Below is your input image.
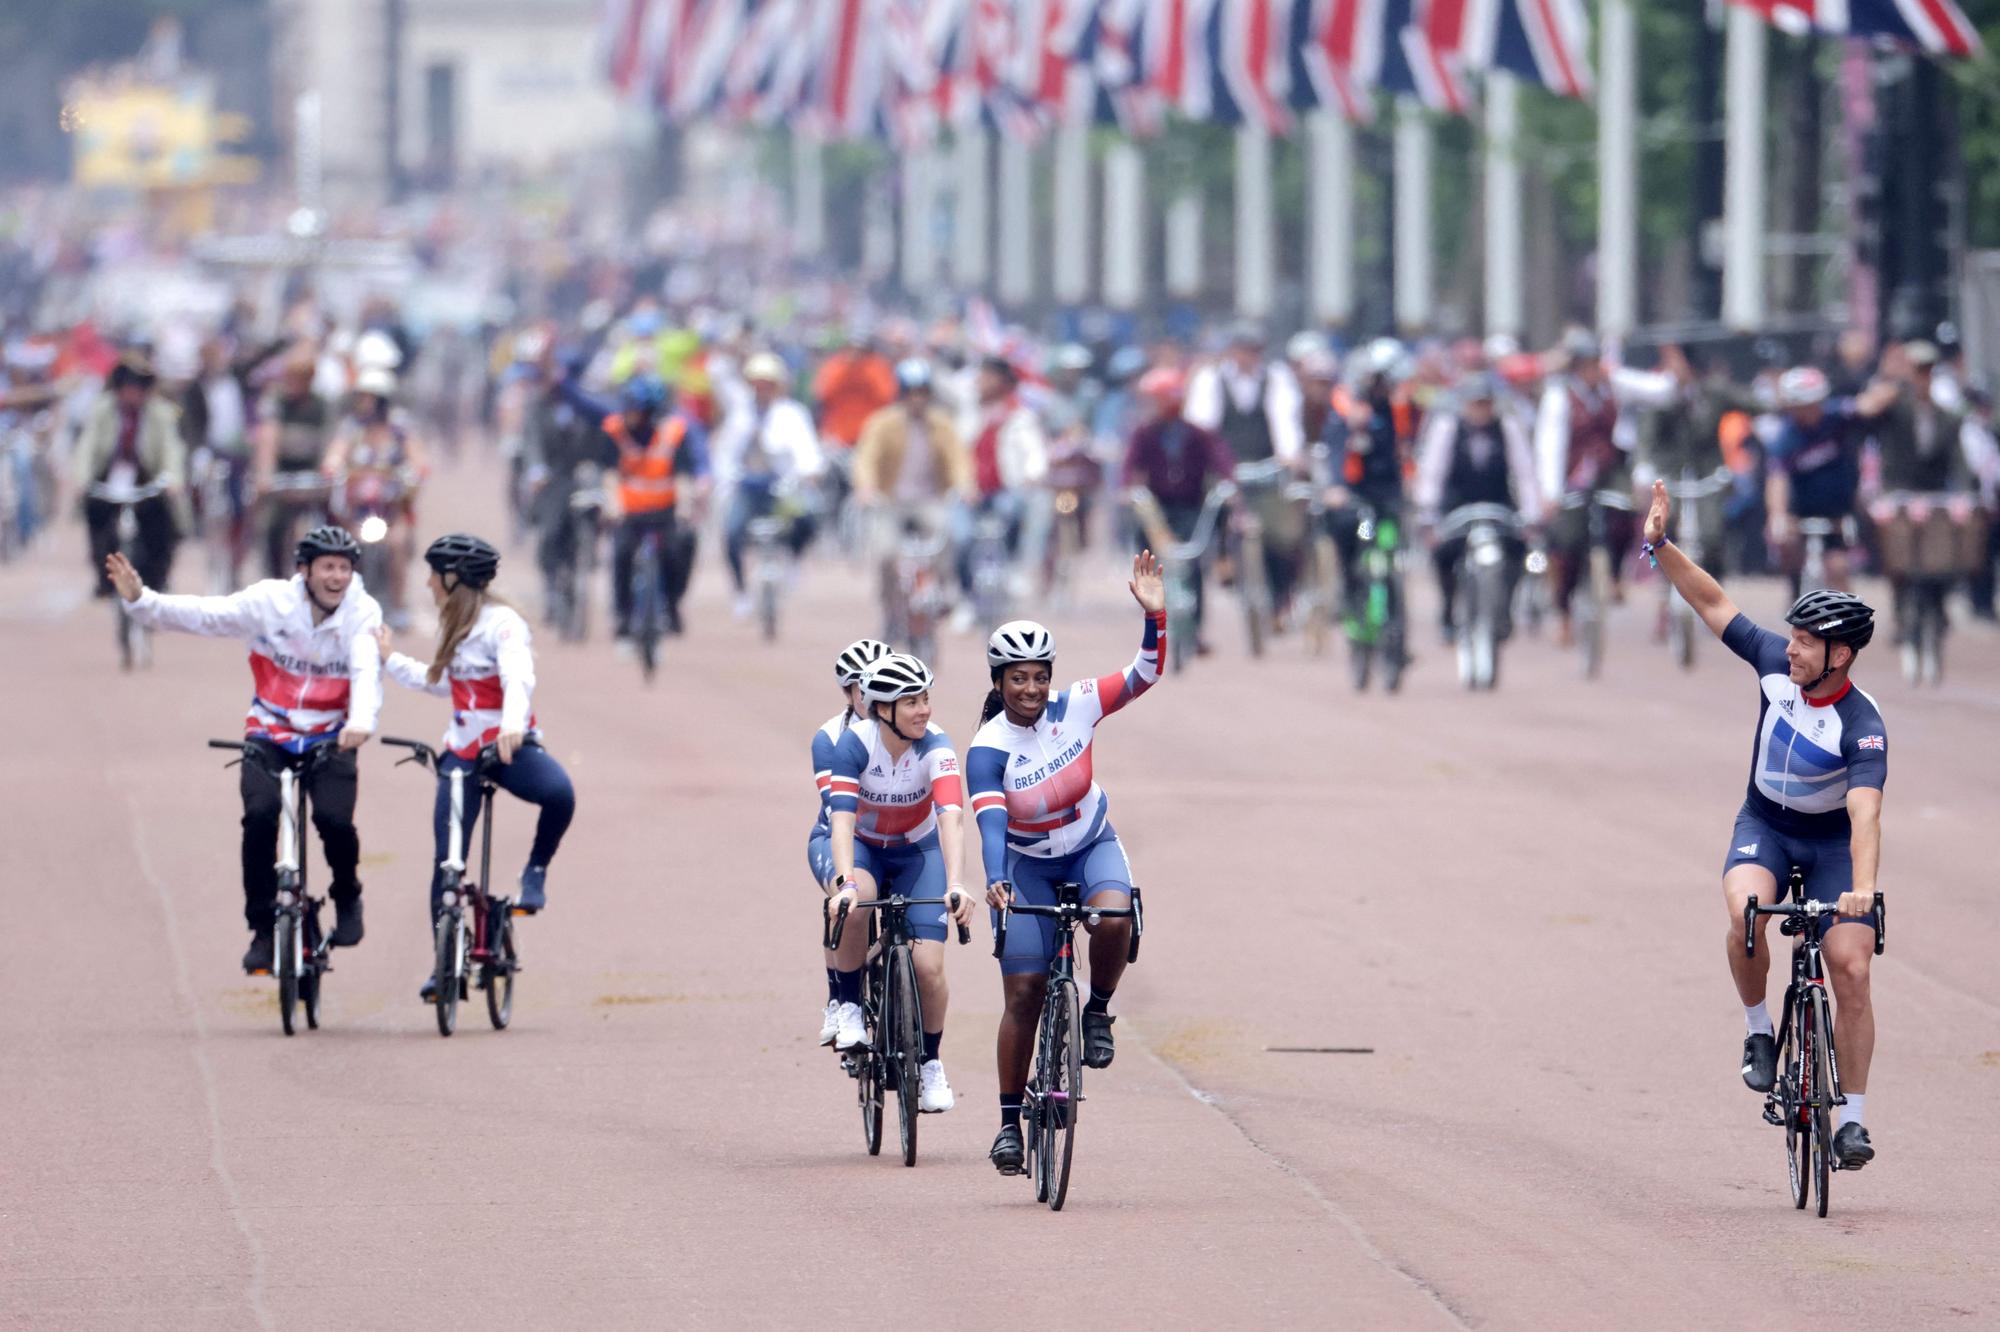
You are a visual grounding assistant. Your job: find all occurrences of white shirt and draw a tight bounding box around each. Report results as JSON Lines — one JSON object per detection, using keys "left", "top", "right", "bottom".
{"left": 1183, "top": 359, "right": 1305, "bottom": 463}
{"left": 1533, "top": 367, "right": 1679, "bottom": 503}
{"left": 711, "top": 395, "right": 823, "bottom": 488}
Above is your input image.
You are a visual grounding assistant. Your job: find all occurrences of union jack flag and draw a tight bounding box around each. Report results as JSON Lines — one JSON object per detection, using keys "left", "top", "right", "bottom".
{"left": 1728, "top": 0, "right": 1981, "bottom": 58}
{"left": 1856, "top": 734, "right": 1886, "bottom": 751}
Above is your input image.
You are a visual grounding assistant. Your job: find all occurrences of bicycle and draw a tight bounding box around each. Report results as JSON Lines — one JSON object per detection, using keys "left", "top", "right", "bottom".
{"left": 1436, "top": 502, "right": 1522, "bottom": 691}
{"left": 1559, "top": 487, "right": 1636, "bottom": 680}
{"left": 628, "top": 523, "right": 671, "bottom": 682}
{"left": 1230, "top": 458, "right": 1291, "bottom": 658}
{"left": 1793, "top": 514, "right": 1856, "bottom": 598}
{"left": 886, "top": 519, "right": 950, "bottom": 666}
{"left": 1341, "top": 500, "right": 1409, "bottom": 693}
{"left": 1660, "top": 467, "right": 1734, "bottom": 670}
{"left": 258, "top": 470, "right": 333, "bottom": 581}
{"left": 1127, "top": 482, "right": 1234, "bottom": 674}
{"left": 210, "top": 739, "right": 336, "bottom": 1037}
{"left": 824, "top": 892, "right": 971, "bottom": 1167}
{"left": 745, "top": 484, "right": 820, "bottom": 643}
{"left": 1744, "top": 874, "right": 1884, "bottom": 1218}
{"left": 382, "top": 737, "right": 524, "bottom": 1037}
{"left": 965, "top": 507, "right": 1015, "bottom": 631}
{"left": 1293, "top": 450, "right": 1340, "bottom": 659}
{"left": 1871, "top": 490, "right": 1987, "bottom": 687}
{"left": 992, "top": 880, "right": 1144, "bottom": 1211}
{"left": 88, "top": 479, "right": 170, "bottom": 671}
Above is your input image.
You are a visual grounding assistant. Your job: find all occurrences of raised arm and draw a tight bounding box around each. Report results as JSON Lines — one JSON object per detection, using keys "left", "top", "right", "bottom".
{"left": 115, "top": 564, "right": 264, "bottom": 638}
{"left": 1641, "top": 479, "right": 1740, "bottom": 639}
{"left": 1088, "top": 553, "right": 1168, "bottom": 720}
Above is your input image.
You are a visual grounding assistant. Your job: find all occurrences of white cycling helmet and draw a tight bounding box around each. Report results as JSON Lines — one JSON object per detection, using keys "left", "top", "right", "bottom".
{"left": 987, "top": 620, "right": 1055, "bottom": 670}
{"left": 1777, "top": 366, "right": 1831, "bottom": 408}
{"left": 859, "top": 653, "right": 934, "bottom": 703}
{"left": 834, "top": 638, "right": 892, "bottom": 686}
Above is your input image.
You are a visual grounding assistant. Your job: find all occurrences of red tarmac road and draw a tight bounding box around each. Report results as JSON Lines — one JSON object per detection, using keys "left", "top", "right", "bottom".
{"left": 3, "top": 460, "right": 1996, "bottom": 1329}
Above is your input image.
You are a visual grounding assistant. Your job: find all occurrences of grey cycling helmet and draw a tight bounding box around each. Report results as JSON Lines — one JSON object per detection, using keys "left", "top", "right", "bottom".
{"left": 987, "top": 620, "right": 1055, "bottom": 670}
{"left": 859, "top": 653, "right": 935, "bottom": 704}
{"left": 835, "top": 638, "right": 892, "bottom": 687}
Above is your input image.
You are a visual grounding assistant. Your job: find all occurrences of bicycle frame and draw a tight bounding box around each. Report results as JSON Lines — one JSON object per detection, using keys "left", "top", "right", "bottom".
{"left": 210, "top": 739, "right": 335, "bottom": 1031}
{"left": 992, "top": 881, "right": 1144, "bottom": 1001}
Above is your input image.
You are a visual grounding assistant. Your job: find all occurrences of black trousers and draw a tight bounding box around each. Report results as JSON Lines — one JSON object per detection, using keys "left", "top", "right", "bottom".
{"left": 239, "top": 740, "right": 361, "bottom": 931}
{"left": 85, "top": 495, "right": 177, "bottom": 595}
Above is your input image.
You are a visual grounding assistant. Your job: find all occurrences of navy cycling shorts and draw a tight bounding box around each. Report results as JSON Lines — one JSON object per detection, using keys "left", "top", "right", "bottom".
{"left": 807, "top": 828, "right": 835, "bottom": 890}
{"left": 1723, "top": 803, "right": 1876, "bottom": 931}
{"left": 847, "top": 837, "right": 950, "bottom": 943}
{"left": 995, "top": 828, "right": 1135, "bottom": 976}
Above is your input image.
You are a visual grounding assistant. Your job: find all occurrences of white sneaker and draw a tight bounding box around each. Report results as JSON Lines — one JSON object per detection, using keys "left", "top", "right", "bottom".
{"left": 918, "top": 1058, "right": 954, "bottom": 1113}
{"left": 818, "top": 999, "right": 840, "bottom": 1047}
{"left": 832, "top": 1002, "right": 868, "bottom": 1051}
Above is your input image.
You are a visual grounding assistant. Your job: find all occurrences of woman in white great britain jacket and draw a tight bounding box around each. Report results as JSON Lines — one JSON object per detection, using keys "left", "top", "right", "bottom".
{"left": 105, "top": 525, "right": 383, "bottom": 974}
{"left": 378, "top": 534, "right": 574, "bottom": 998}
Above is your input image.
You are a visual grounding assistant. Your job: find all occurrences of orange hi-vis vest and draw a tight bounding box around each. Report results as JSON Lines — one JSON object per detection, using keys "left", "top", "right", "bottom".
{"left": 604, "top": 414, "right": 685, "bottom": 514}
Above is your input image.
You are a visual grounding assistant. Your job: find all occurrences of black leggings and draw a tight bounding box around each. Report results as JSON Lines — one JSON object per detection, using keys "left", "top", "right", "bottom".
{"left": 239, "top": 741, "right": 360, "bottom": 931}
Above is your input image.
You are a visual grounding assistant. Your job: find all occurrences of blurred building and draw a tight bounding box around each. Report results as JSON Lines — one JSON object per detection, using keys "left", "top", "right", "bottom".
{"left": 271, "top": 0, "right": 618, "bottom": 204}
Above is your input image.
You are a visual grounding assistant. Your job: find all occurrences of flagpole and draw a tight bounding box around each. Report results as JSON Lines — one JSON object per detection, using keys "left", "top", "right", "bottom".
{"left": 952, "top": 128, "right": 990, "bottom": 290}
{"left": 1721, "top": 4, "right": 1767, "bottom": 330}
{"left": 1165, "top": 192, "right": 1203, "bottom": 303}
{"left": 901, "top": 146, "right": 940, "bottom": 297}
{"left": 1393, "top": 99, "right": 1434, "bottom": 335}
{"left": 791, "top": 130, "right": 825, "bottom": 259}
{"left": 1597, "top": 0, "right": 1639, "bottom": 337}
{"left": 1052, "top": 122, "right": 1093, "bottom": 306}
{"left": 1102, "top": 139, "right": 1147, "bottom": 310}
{"left": 996, "top": 134, "right": 1035, "bottom": 308}
{"left": 1306, "top": 110, "right": 1355, "bottom": 328}
{"left": 1483, "top": 75, "right": 1523, "bottom": 339}
{"left": 1235, "top": 125, "right": 1276, "bottom": 321}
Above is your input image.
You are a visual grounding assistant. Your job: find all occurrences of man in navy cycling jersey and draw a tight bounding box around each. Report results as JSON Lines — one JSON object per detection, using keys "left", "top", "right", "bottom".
{"left": 1642, "top": 478, "right": 1886, "bottom": 1170}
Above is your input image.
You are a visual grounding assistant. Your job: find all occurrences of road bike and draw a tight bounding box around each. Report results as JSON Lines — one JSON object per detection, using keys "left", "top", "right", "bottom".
{"left": 210, "top": 739, "right": 335, "bottom": 1036}
{"left": 825, "top": 892, "right": 970, "bottom": 1166}
{"left": 1744, "top": 874, "right": 1884, "bottom": 1217}
{"left": 993, "top": 881, "right": 1143, "bottom": 1211}
{"left": 1437, "top": 502, "right": 1522, "bottom": 691}
{"left": 383, "top": 737, "right": 524, "bottom": 1037}
{"left": 884, "top": 518, "right": 950, "bottom": 666}
{"left": 89, "top": 479, "right": 170, "bottom": 670}
{"left": 1660, "top": 467, "right": 1734, "bottom": 669}
{"left": 1560, "top": 487, "right": 1636, "bottom": 679}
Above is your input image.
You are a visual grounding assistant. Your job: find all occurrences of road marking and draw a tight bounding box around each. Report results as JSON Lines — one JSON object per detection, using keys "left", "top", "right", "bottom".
{"left": 129, "top": 797, "right": 274, "bottom": 1332}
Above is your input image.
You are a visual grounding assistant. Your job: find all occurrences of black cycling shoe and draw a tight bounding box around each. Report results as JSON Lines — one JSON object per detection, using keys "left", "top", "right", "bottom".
{"left": 989, "top": 1124, "right": 1025, "bottom": 1176}
{"left": 1832, "top": 1122, "right": 1874, "bottom": 1169}
{"left": 1741, "top": 1033, "right": 1777, "bottom": 1092}
{"left": 329, "top": 897, "right": 364, "bottom": 947}
{"left": 420, "top": 974, "right": 438, "bottom": 1003}
{"left": 1083, "top": 1009, "right": 1117, "bottom": 1069}
{"left": 242, "top": 931, "right": 275, "bottom": 974}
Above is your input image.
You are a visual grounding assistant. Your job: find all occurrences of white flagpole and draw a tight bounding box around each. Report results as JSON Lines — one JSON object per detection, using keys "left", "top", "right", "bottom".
{"left": 1597, "top": 0, "right": 1639, "bottom": 337}
{"left": 1722, "top": 4, "right": 1767, "bottom": 330}
{"left": 1234, "top": 124, "right": 1276, "bottom": 320}
{"left": 1052, "top": 122, "right": 1093, "bottom": 304}
{"left": 1102, "top": 139, "right": 1147, "bottom": 310}
{"left": 1484, "top": 75, "right": 1523, "bottom": 338}
{"left": 1307, "top": 110, "right": 1355, "bottom": 327}
{"left": 952, "top": 128, "right": 989, "bottom": 288}
{"left": 900, "top": 146, "right": 940, "bottom": 295}
{"left": 1165, "top": 192, "right": 1203, "bottom": 300}
{"left": 791, "top": 130, "right": 825, "bottom": 258}
{"left": 997, "top": 134, "right": 1035, "bottom": 307}
{"left": 1393, "top": 99, "right": 1434, "bottom": 334}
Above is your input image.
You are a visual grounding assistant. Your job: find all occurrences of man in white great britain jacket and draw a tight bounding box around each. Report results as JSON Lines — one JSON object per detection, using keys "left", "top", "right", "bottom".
{"left": 106, "top": 525, "right": 383, "bottom": 974}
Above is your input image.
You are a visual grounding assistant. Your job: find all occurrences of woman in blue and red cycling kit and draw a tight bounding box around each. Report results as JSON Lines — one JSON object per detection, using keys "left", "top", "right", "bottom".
{"left": 824, "top": 652, "right": 975, "bottom": 1115}
{"left": 808, "top": 636, "right": 891, "bottom": 1046}
{"left": 967, "top": 552, "right": 1166, "bottom": 1175}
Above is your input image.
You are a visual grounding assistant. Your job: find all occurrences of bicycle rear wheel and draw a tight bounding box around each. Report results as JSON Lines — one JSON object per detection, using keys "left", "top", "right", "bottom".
{"left": 1039, "top": 978, "right": 1083, "bottom": 1211}
{"left": 484, "top": 910, "right": 516, "bottom": 1030}
{"left": 433, "top": 913, "right": 460, "bottom": 1037}
{"left": 275, "top": 911, "right": 299, "bottom": 1037}
{"left": 888, "top": 947, "right": 922, "bottom": 1167}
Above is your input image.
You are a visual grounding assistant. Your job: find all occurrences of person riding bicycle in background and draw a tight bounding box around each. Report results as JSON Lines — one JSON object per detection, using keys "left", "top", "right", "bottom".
{"left": 958, "top": 354, "right": 1049, "bottom": 631}
{"left": 853, "top": 359, "right": 974, "bottom": 634}
{"left": 1120, "top": 366, "right": 1236, "bottom": 656}
{"left": 1414, "top": 371, "right": 1540, "bottom": 644}
{"left": 1533, "top": 330, "right": 1682, "bottom": 647}
{"left": 823, "top": 653, "right": 974, "bottom": 1116}
{"left": 519, "top": 339, "right": 601, "bottom": 605}
{"left": 380, "top": 534, "right": 575, "bottom": 1000}
{"left": 322, "top": 367, "right": 429, "bottom": 627}
{"left": 1187, "top": 321, "right": 1308, "bottom": 624}
{"left": 1641, "top": 479, "right": 1886, "bottom": 1171}
{"left": 104, "top": 525, "right": 381, "bottom": 974}
{"left": 966, "top": 554, "right": 1167, "bottom": 1177}
{"left": 808, "top": 637, "right": 893, "bottom": 1045}
{"left": 252, "top": 345, "right": 336, "bottom": 580}
{"left": 179, "top": 333, "right": 286, "bottom": 588}
{"left": 1324, "top": 338, "right": 1414, "bottom": 624}
{"left": 811, "top": 329, "right": 898, "bottom": 456}
{"left": 714, "top": 351, "right": 825, "bottom": 619}
{"left": 1763, "top": 365, "right": 1897, "bottom": 595}
{"left": 78, "top": 351, "right": 187, "bottom": 598}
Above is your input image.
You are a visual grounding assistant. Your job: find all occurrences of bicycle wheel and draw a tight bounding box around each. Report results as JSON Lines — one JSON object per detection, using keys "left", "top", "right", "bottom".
{"left": 1040, "top": 978, "right": 1083, "bottom": 1211}
{"left": 484, "top": 911, "right": 516, "bottom": 1030}
{"left": 859, "top": 975, "right": 884, "bottom": 1156}
{"left": 275, "top": 911, "right": 299, "bottom": 1037}
{"left": 632, "top": 550, "right": 662, "bottom": 681}
{"left": 1347, "top": 638, "right": 1372, "bottom": 692}
{"left": 1783, "top": 1019, "right": 1808, "bottom": 1210}
{"left": 888, "top": 946, "right": 922, "bottom": 1167}
{"left": 1918, "top": 595, "right": 1944, "bottom": 687}
{"left": 1240, "top": 534, "right": 1269, "bottom": 658}
{"left": 759, "top": 576, "right": 779, "bottom": 642}
{"left": 1669, "top": 604, "right": 1695, "bottom": 670}
{"left": 301, "top": 909, "right": 323, "bottom": 1031}
{"left": 1812, "top": 996, "right": 1834, "bottom": 1217}
{"left": 433, "top": 913, "right": 460, "bottom": 1037}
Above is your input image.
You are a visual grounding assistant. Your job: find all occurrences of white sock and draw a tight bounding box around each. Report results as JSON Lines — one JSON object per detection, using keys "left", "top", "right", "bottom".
{"left": 1839, "top": 1092, "right": 1866, "bottom": 1128}
{"left": 1744, "top": 1002, "right": 1774, "bottom": 1037}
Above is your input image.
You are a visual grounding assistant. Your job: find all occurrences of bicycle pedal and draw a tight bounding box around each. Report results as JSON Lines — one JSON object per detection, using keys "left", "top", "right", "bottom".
{"left": 1762, "top": 1102, "right": 1785, "bottom": 1127}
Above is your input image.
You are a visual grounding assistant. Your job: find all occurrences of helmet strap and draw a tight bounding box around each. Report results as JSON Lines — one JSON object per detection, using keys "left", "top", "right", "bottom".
{"left": 1804, "top": 638, "right": 1840, "bottom": 694}
{"left": 872, "top": 699, "right": 921, "bottom": 745}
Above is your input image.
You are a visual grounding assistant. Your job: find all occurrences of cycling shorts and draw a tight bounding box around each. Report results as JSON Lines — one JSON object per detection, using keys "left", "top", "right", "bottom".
{"left": 995, "top": 827, "right": 1134, "bottom": 976}
{"left": 1724, "top": 803, "right": 1876, "bottom": 932}
{"left": 807, "top": 828, "right": 835, "bottom": 891}
{"left": 851, "top": 835, "right": 949, "bottom": 944}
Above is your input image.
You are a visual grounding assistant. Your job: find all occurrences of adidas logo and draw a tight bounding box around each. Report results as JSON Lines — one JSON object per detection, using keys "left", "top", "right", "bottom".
{"left": 1737, "top": 843, "right": 1758, "bottom": 857}
{"left": 869, "top": 765, "right": 885, "bottom": 776}
{"left": 1013, "top": 754, "right": 1031, "bottom": 767}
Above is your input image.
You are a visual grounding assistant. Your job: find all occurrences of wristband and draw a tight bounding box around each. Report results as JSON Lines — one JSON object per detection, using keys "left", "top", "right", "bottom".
{"left": 1641, "top": 535, "right": 1671, "bottom": 568}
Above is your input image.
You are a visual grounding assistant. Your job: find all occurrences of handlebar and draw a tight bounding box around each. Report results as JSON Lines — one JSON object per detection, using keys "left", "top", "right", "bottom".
{"left": 1663, "top": 467, "right": 1734, "bottom": 500}
{"left": 1433, "top": 503, "right": 1524, "bottom": 543}
{"left": 991, "top": 883, "right": 1144, "bottom": 964}
{"left": 1742, "top": 892, "right": 1884, "bottom": 958}
{"left": 207, "top": 737, "right": 339, "bottom": 774}
{"left": 823, "top": 892, "right": 972, "bottom": 949}
{"left": 1558, "top": 488, "right": 1637, "bottom": 512}
{"left": 86, "top": 480, "right": 170, "bottom": 503}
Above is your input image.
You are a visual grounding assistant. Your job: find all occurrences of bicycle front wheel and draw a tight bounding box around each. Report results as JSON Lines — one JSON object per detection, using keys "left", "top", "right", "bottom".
{"left": 275, "top": 911, "right": 299, "bottom": 1037}
{"left": 1038, "top": 978, "right": 1083, "bottom": 1211}
{"left": 1812, "top": 995, "right": 1834, "bottom": 1217}
{"left": 433, "top": 913, "right": 460, "bottom": 1037}
{"left": 484, "top": 911, "right": 516, "bottom": 1030}
{"left": 1783, "top": 1017, "right": 1808, "bottom": 1209}
{"left": 888, "top": 946, "right": 922, "bottom": 1167}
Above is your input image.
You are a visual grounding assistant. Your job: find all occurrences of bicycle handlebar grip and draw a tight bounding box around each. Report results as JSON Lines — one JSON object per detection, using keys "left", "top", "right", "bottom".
{"left": 1127, "top": 887, "right": 1144, "bottom": 964}
{"left": 825, "top": 899, "right": 849, "bottom": 950}
{"left": 207, "top": 739, "right": 245, "bottom": 750}
{"left": 1743, "top": 896, "right": 1758, "bottom": 958}
{"left": 1873, "top": 892, "right": 1885, "bottom": 956}
{"left": 991, "top": 886, "right": 1011, "bottom": 960}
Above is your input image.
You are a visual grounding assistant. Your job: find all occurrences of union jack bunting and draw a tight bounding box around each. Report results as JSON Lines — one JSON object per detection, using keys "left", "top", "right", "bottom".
{"left": 1728, "top": 0, "right": 1981, "bottom": 58}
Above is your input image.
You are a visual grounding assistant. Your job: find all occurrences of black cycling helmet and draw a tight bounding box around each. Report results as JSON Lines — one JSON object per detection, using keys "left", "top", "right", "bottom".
{"left": 1785, "top": 588, "right": 1875, "bottom": 652}
{"left": 295, "top": 525, "right": 361, "bottom": 567}
{"left": 424, "top": 533, "right": 500, "bottom": 589}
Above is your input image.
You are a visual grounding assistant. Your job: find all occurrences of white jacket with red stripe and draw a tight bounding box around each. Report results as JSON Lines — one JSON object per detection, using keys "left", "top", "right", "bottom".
{"left": 382, "top": 603, "right": 537, "bottom": 758}
{"left": 127, "top": 575, "right": 384, "bottom": 751}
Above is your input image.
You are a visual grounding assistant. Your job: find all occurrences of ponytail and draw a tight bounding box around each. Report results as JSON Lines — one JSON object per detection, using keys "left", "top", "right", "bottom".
{"left": 978, "top": 686, "right": 1005, "bottom": 728}
{"left": 840, "top": 703, "right": 855, "bottom": 731}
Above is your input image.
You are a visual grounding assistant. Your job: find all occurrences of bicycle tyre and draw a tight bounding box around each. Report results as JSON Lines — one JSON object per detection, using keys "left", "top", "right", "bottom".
{"left": 1240, "top": 534, "right": 1269, "bottom": 659}
{"left": 301, "top": 909, "right": 322, "bottom": 1031}
{"left": 1583, "top": 552, "right": 1610, "bottom": 679}
{"left": 1812, "top": 996, "right": 1833, "bottom": 1217}
{"left": 1347, "top": 638, "right": 1372, "bottom": 692}
{"left": 633, "top": 550, "right": 662, "bottom": 681}
{"left": 888, "top": 947, "right": 922, "bottom": 1167}
{"left": 1042, "top": 979, "right": 1083, "bottom": 1211}
{"left": 433, "top": 913, "right": 460, "bottom": 1037}
{"left": 860, "top": 974, "right": 884, "bottom": 1156}
{"left": 759, "top": 577, "right": 779, "bottom": 643}
{"left": 1784, "top": 1016, "right": 1808, "bottom": 1210}
{"left": 485, "top": 911, "right": 516, "bottom": 1030}
{"left": 275, "top": 911, "right": 299, "bottom": 1037}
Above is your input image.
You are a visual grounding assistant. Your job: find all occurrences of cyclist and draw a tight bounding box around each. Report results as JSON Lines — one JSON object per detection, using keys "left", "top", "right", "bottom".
{"left": 958, "top": 355, "right": 1049, "bottom": 629}
{"left": 1413, "top": 371, "right": 1540, "bottom": 643}
{"left": 379, "top": 534, "right": 575, "bottom": 1000}
{"left": 714, "top": 351, "right": 824, "bottom": 618}
{"left": 77, "top": 352, "right": 188, "bottom": 598}
{"left": 1762, "top": 366, "right": 1896, "bottom": 595}
{"left": 824, "top": 653, "right": 973, "bottom": 1114}
{"left": 322, "top": 367, "right": 428, "bottom": 626}
{"left": 1641, "top": 479, "right": 1885, "bottom": 1170}
{"left": 966, "top": 553, "right": 1167, "bottom": 1176}
{"left": 1325, "top": 339, "right": 1414, "bottom": 624}
{"left": 809, "top": 637, "right": 893, "bottom": 1044}
{"left": 1120, "top": 367, "right": 1236, "bottom": 655}
{"left": 853, "top": 359, "right": 974, "bottom": 637}
{"left": 104, "top": 526, "right": 382, "bottom": 972}
{"left": 252, "top": 347, "right": 336, "bottom": 580}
